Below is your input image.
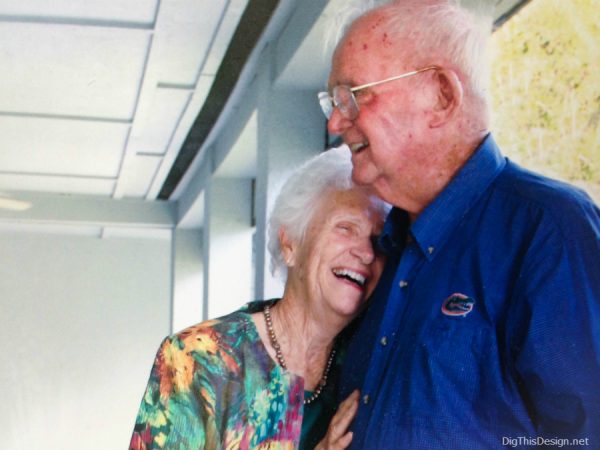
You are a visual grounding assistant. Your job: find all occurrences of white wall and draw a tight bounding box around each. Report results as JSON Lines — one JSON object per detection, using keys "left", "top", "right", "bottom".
{"left": 254, "top": 84, "right": 324, "bottom": 300}
{"left": 172, "top": 229, "right": 204, "bottom": 331}
{"left": 204, "top": 178, "right": 255, "bottom": 319}
{"left": 0, "top": 230, "right": 171, "bottom": 450}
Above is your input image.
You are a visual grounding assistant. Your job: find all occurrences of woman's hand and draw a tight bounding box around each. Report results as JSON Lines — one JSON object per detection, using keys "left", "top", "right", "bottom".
{"left": 315, "top": 390, "right": 360, "bottom": 450}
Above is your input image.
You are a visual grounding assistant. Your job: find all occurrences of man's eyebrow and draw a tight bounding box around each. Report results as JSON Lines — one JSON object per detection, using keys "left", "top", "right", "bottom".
{"left": 328, "top": 75, "right": 356, "bottom": 89}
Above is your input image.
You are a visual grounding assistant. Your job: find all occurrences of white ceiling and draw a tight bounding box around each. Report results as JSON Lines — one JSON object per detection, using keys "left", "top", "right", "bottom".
{"left": 0, "top": 0, "right": 247, "bottom": 201}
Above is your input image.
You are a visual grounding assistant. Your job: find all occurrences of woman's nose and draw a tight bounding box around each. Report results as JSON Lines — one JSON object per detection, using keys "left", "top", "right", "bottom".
{"left": 351, "top": 237, "right": 375, "bottom": 265}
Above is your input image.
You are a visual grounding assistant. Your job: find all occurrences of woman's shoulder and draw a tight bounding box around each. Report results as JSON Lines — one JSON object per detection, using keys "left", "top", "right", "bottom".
{"left": 170, "top": 308, "right": 247, "bottom": 348}
{"left": 165, "top": 300, "right": 276, "bottom": 354}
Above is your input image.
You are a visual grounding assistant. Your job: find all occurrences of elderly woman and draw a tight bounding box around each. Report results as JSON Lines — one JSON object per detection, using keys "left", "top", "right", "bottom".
{"left": 129, "top": 146, "right": 387, "bottom": 450}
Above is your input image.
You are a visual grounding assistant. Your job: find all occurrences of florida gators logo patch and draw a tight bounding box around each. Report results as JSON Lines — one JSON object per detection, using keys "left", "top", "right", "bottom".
{"left": 441, "top": 293, "right": 475, "bottom": 317}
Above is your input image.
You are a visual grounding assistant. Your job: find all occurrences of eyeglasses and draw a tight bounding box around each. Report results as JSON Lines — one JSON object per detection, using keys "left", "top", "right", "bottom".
{"left": 318, "top": 66, "right": 439, "bottom": 120}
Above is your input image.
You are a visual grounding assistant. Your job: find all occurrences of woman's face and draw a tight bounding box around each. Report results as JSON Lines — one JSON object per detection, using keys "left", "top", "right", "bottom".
{"left": 284, "top": 188, "right": 386, "bottom": 321}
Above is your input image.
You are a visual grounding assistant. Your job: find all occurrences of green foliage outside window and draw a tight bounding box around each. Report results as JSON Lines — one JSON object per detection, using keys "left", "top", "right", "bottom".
{"left": 490, "top": 0, "right": 599, "bottom": 202}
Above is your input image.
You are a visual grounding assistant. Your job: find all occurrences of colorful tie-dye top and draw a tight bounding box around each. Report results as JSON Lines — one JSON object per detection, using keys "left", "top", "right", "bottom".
{"left": 129, "top": 301, "right": 336, "bottom": 450}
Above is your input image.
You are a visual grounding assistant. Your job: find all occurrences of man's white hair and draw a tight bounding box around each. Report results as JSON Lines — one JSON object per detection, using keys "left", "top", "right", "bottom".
{"left": 267, "top": 145, "right": 387, "bottom": 279}
{"left": 331, "top": 0, "right": 493, "bottom": 101}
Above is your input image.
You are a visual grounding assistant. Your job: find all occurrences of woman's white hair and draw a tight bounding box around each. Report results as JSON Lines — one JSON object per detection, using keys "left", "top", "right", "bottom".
{"left": 267, "top": 145, "right": 385, "bottom": 278}
{"left": 330, "top": 0, "right": 494, "bottom": 101}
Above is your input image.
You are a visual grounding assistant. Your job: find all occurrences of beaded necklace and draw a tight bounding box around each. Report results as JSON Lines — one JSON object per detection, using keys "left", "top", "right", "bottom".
{"left": 263, "top": 303, "right": 336, "bottom": 405}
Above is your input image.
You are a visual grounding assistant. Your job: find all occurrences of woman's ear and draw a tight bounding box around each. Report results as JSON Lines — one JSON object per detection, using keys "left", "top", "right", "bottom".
{"left": 429, "top": 68, "right": 463, "bottom": 128}
{"left": 278, "top": 227, "right": 297, "bottom": 267}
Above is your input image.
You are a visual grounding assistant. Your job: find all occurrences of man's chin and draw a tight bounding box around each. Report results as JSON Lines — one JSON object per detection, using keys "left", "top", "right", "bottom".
{"left": 352, "top": 171, "right": 391, "bottom": 203}
{"left": 351, "top": 167, "right": 378, "bottom": 188}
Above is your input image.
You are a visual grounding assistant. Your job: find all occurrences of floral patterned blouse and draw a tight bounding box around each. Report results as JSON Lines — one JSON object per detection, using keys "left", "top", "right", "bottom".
{"left": 129, "top": 301, "right": 336, "bottom": 450}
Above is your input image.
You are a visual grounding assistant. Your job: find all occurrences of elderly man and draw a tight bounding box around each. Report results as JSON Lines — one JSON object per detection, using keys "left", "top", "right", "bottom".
{"left": 317, "top": 1, "right": 600, "bottom": 449}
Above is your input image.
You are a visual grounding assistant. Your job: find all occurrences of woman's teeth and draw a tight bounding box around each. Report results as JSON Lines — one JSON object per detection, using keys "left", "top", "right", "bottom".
{"left": 332, "top": 268, "right": 366, "bottom": 287}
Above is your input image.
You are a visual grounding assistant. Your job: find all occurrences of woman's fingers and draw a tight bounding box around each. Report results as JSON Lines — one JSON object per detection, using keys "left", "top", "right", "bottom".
{"left": 338, "top": 431, "right": 353, "bottom": 448}
{"left": 315, "top": 390, "right": 360, "bottom": 449}
{"left": 329, "top": 390, "right": 359, "bottom": 437}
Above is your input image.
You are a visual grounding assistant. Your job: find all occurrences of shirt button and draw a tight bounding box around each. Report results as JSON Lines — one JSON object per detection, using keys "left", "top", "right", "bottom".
{"left": 380, "top": 336, "right": 388, "bottom": 346}
{"left": 363, "top": 394, "right": 370, "bottom": 404}
{"left": 428, "top": 246, "right": 435, "bottom": 254}
{"left": 399, "top": 280, "right": 408, "bottom": 288}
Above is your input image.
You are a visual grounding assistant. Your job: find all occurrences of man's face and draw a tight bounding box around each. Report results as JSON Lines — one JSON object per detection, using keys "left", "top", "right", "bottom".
{"left": 327, "top": 14, "right": 440, "bottom": 213}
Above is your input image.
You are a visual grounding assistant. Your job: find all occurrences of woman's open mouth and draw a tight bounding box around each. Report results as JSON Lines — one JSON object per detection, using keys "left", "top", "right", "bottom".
{"left": 332, "top": 268, "right": 367, "bottom": 289}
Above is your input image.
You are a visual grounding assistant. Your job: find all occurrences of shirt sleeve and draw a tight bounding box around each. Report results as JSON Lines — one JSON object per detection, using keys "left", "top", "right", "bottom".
{"left": 129, "top": 336, "right": 209, "bottom": 450}
{"left": 509, "top": 208, "right": 600, "bottom": 442}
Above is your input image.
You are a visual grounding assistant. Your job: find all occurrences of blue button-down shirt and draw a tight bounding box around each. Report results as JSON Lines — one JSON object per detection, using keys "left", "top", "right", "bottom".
{"left": 340, "top": 134, "right": 600, "bottom": 449}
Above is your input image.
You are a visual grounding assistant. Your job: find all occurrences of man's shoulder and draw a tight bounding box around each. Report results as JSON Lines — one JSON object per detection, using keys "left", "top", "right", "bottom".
{"left": 491, "top": 160, "right": 599, "bottom": 238}
{"left": 496, "top": 160, "right": 592, "bottom": 205}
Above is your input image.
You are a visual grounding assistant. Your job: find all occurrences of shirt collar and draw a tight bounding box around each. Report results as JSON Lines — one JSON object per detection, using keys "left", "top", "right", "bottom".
{"left": 380, "top": 133, "right": 506, "bottom": 259}
{"left": 379, "top": 207, "right": 410, "bottom": 254}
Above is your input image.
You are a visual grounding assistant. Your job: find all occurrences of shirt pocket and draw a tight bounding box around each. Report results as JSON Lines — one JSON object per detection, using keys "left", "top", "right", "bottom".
{"left": 417, "top": 313, "right": 496, "bottom": 403}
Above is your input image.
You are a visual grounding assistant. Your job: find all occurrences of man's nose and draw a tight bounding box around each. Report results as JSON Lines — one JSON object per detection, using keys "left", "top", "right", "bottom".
{"left": 327, "top": 107, "right": 353, "bottom": 136}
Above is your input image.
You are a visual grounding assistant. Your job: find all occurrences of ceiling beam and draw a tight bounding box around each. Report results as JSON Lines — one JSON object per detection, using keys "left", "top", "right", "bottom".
{"left": 0, "top": 192, "right": 175, "bottom": 228}
{"left": 157, "top": 0, "right": 280, "bottom": 200}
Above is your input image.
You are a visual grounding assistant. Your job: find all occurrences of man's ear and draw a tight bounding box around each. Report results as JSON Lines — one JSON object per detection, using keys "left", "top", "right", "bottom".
{"left": 429, "top": 68, "right": 463, "bottom": 128}
{"left": 278, "top": 227, "right": 297, "bottom": 267}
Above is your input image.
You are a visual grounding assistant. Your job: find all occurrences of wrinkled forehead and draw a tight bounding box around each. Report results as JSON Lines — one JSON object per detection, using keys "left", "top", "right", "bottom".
{"left": 335, "top": 10, "right": 390, "bottom": 56}
{"left": 323, "top": 188, "right": 387, "bottom": 222}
